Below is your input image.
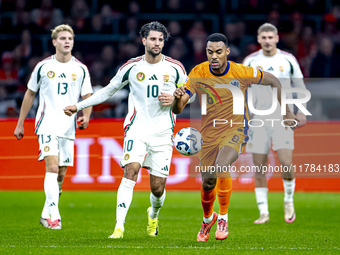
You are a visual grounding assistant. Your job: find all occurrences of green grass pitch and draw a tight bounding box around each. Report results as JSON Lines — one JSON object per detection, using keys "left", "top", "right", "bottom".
{"left": 0, "top": 191, "right": 339, "bottom": 254}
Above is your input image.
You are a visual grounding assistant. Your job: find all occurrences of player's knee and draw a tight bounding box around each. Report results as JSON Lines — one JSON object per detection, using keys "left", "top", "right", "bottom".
{"left": 123, "top": 163, "right": 140, "bottom": 180}
{"left": 57, "top": 175, "right": 65, "bottom": 182}
{"left": 151, "top": 187, "right": 164, "bottom": 198}
{"left": 255, "top": 170, "right": 266, "bottom": 179}
{"left": 202, "top": 178, "right": 216, "bottom": 191}
{"left": 47, "top": 164, "right": 59, "bottom": 173}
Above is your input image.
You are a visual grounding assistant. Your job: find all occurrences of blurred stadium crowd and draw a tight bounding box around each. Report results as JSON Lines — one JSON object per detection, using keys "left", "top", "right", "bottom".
{"left": 1, "top": 0, "right": 340, "bottom": 118}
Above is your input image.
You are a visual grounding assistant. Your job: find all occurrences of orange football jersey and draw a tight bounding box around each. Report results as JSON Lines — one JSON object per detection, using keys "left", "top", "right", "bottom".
{"left": 185, "top": 61, "right": 263, "bottom": 143}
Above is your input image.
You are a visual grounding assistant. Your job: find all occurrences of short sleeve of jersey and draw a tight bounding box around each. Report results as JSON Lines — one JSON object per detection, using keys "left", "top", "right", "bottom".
{"left": 80, "top": 65, "right": 93, "bottom": 96}
{"left": 238, "top": 65, "right": 263, "bottom": 86}
{"left": 184, "top": 67, "right": 199, "bottom": 97}
{"left": 290, "top": 56, "right": 304, "bottom": 79}
{"left": 27, "top": 62, "right": 43, "bottom": 92}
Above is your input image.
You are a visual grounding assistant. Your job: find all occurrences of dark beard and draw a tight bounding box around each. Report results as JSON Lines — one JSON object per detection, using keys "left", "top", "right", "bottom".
{"left": 147, "top": 47, "right": 161, "bottom": 57}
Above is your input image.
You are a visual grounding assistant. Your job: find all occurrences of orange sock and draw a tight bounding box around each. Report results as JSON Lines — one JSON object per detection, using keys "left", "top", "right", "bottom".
{"left": 201, "top": 185, "right": 216, "bottom": 218}
{"left": 216, "top": 178, "right": 232, "bottom": 215}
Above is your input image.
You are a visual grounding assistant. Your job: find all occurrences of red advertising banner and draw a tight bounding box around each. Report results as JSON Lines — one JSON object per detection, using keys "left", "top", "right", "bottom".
{"left": 1, "top": 119, "right": 340, "bottom": 191}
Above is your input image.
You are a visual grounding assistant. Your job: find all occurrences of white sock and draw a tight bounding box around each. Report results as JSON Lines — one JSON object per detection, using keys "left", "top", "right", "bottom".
{"left": 41, "top": 198, "right": 50, "bottom": 219}
{"left": 218, "top": 213, "right": 228, "bottom": 222}
{"left": 58, "top": 180, "right": 63, "bottom": 195}
{"left": 203, "top": 213, "right": 214, "bottom": 224}
{"left": 44, "top": 172, "right": 60, "bottom": 221}
{"left": 255, "top": 187, "right": 269, "bottom": 215}
{"left": 115, "top": 177, "right": 136, "bottom": 231}
{"left": 149, "top": 190, "right": 166, "bottom": 219}
{"left": 283, "top": 179, "right": 295, "bottom": 203}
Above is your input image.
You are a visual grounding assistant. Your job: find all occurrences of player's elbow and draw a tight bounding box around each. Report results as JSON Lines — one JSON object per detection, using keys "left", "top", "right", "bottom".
{"left": 172, "top": 107, "right": 182, "bottom": 114}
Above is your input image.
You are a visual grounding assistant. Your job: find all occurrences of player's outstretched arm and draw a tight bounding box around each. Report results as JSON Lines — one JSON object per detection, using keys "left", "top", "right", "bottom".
{"left": 172, "top": 86, "right": 190, "bottom": 114}
{"left": 76, "top": 93, "right": 93, "bottom": 129}
{"left": 14, "top": 89, "right": 36, "bottom": 140}
{"left": 261, "top": 71, "right": 298, "bottom": 129}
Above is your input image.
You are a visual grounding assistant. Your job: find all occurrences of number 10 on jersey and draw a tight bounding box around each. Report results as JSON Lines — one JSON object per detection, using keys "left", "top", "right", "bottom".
{"left": 147, "top": 85, "right": 159, "bottom": 98}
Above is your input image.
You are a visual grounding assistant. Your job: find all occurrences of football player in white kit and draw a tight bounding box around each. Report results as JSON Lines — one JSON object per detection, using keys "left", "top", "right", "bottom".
{"left": 64, "top": 21, "right": 188, "bottom": 239}
{"left": 14, "top": 24, "right": 93, "bottom": 229}
{"left": 243, "top": 23, "right": 307, "bottom": 224}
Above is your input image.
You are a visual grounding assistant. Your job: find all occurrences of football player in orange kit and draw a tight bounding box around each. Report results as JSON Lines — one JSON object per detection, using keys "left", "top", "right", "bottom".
{"left": 172, "top": 33, "right": 297, "bottom": 242}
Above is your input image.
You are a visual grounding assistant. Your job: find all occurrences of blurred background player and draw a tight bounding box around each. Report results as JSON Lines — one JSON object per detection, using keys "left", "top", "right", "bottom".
{"left": 172, "top": 33, "right": 297, "bottom": 241}
{"left": 243, "top": 23, "right": 307, "bottom": 224}
{"left": 14, "top": 24, "right": 93, "bottom": 229}
{"left": 64, "top": 21, "right": 187, "bottom": 239}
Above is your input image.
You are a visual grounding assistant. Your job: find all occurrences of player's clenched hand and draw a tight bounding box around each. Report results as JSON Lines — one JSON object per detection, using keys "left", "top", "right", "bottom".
{"left": 158, "top": 92, "right": 174, "bottom": 105}
{"left": 283, "top": 111, "right": 299, "bottom": 130}
{"left": 173, "top": 86, "right": 186, "bottom": 99}
{"left": 64, "top": 105, "right": 77, "bottom": 116}
{"left": 14, "top": 126, "right": 24, "bottom": 140}
{"left": 77, "top": 116, "right": 89, "bottom": 130}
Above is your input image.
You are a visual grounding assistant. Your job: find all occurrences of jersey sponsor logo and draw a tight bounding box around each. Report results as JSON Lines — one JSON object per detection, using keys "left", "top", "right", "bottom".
{"left": 44, "top": 146, "right": 50, "bottom": 152}
{"left": 279, "top": 66, "right": 284, "bottom": 72}
{"left": 149, "top": 74, "right": 157, "bottom": 80}
{"left": 136, "top": 72, "right": 146, "bottom": 81}
{"left": 163, "top": 73, "right": 169, "bottom": 82}
{"left": 124, "top": 154, "right": 130, "bottom": 161}
{"left": 230, "top": 80, "right": 240, "bottom": 89}
{"left": 47, "top": 71, "right": 55, "bottom": 79}
{"left": 58, "top": 73, "right": 66, "bottom": 78}
{"left": 72, "top": 74, "right": 77, "bottom": 81}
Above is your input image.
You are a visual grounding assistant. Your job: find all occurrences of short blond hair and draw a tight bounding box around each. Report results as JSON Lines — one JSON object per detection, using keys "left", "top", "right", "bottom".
{"left": 257, "top": 23, "right": 278, "bottom": 35}
{"left": 51, "top": 24, "right": 75, "bottom": 40}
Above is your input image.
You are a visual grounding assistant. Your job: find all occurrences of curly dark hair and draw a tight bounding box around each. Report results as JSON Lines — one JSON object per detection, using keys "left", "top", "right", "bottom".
{"left": 139, "top": 21, "right": 170, "bottom": 41}
{"left": 207, "top": 33, "right": 229, "bottom": 47}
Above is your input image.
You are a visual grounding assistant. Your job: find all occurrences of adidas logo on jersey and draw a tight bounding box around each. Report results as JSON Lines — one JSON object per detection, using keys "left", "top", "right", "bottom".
{"left": 267, "top": 67, "right": 274, "bottom": 71}
{"left": 58, "top": 73, "right": 66, "bottom": 78}
{"left": 118, "top": 203, "right": 126, "bottom": 208}
{"left": 49, "top": 202, "right": 56, "bottom": 207}
{"left": 161, "top": 165, "right": 169, "bottom": 172}
{"left": 149, "top": 75, "right": 157, "bottom": 80}
{"left": 63, "top": 158, "right": 70, "bottom": 163}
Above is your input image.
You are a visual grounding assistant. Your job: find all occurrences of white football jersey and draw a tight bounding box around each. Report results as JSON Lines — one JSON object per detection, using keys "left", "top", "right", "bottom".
{"left": 76, "top": 55, "right": 187, "bottom": 136}
{"left": 28, "top": 55, "right": 93, "bottom": 139}
{"left": 243, "top": 49, "right": 306, "bottom": 120}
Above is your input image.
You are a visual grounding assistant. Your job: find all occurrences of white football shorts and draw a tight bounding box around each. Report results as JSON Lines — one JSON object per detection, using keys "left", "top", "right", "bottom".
{"left": 38, "top": 134, "right": 74, "bottom": 166}
{"left": 120, "top": 132, "right": 173, "bottom": 177}
{"left": 246, "top": 124, "right": 294, "bottom": 154}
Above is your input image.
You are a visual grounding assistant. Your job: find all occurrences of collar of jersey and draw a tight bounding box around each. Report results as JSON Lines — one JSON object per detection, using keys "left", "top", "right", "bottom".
{"left": 52, "top": 54, "right": 74, "bottom": 64}
{"left": 142, "top": 55, "right": 164, "bottom": 65}
{"left": 209, "top": 61, "right": 230, "bottom": 76}
{"left": 260, "top": 49, "right": 280, "bottom": 58}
